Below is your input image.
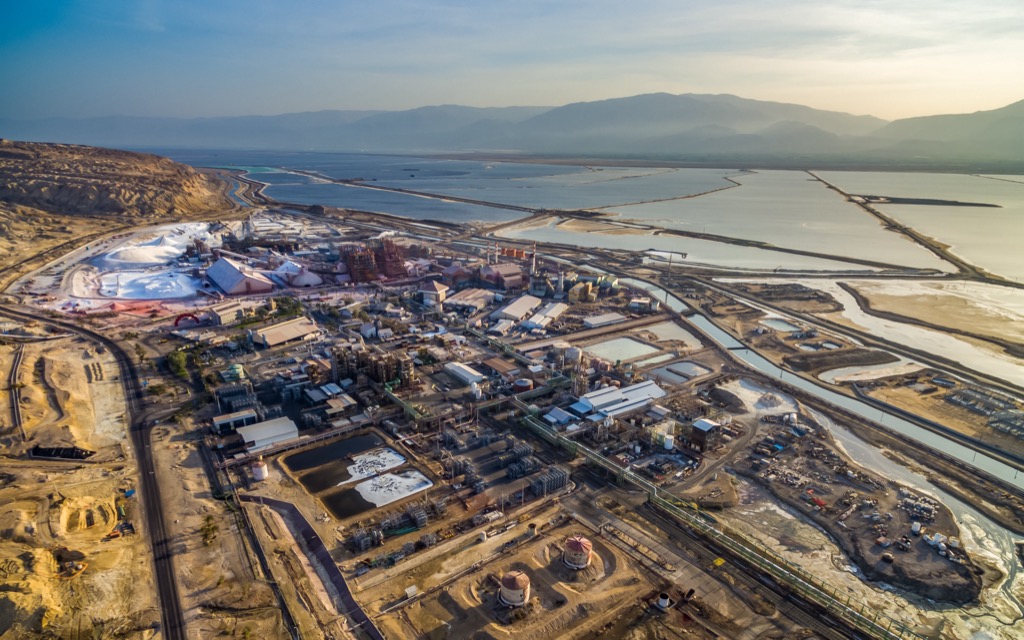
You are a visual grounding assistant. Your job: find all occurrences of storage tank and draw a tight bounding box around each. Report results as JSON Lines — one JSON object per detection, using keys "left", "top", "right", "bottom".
{"left": 562, "top": 534, "right": 593, "bottom": 569}
{"left": 513, "top": 379, "right": 534, "bottom": 393}
{"left": 664, "top": 434, "right": 675, "bottom": 451}
{"left": 550, "top": 340, "right": 571, "bottom": 356}
{"left": 499, "top": 570, "right": 531, "bottom": 607}
{"left": 911, "top": 521, "right": 922, "bottom": 535}
{"left": 564, "top": 347, "right": 583, "bottom": 364}
{"left": 252, "top": 456, "right": 269, "bottom": 482}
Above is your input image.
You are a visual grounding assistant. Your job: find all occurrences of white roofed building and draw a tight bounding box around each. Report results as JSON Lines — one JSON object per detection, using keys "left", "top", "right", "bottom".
{"left": 583, "top": 312, "right": 627, "bottom": 329}
{"left": 207, "top": 256, "right": 275, "bottom": 295}
{"left": 444, "top": 362, "right": 485, "bottom": 386}
{"left": 577, "top": 380, "right": 667, "bottom": 418}
{"left": 274, "top": 260, "right": 323, "bottom": 288}
{"left": 236, "top": 417, "right": 299, "bottom": 452}
{"left": 490, "top": 295, "right": 542, "bottom": 322}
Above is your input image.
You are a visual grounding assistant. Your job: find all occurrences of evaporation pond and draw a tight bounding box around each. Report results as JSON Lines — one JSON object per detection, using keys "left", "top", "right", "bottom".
{"left": 322, "top": 470, "right": 434, "bottom": 519}
{"left": 761, "top": 318, "right": 802, "bottom": 332}
{"left": 295, "top": 447, "right": 407, "bottom": 494}
{"left": 583, "top": 337, "right": 659, "bottom": 362}
{"left": 644, "top": 321, "right": 703, "bottom": 348}
{"left": 282, "top": 433, "right": 383, "bottom": 473}
{"left": 635, "top": 353, "right": 675, "bottom": 367}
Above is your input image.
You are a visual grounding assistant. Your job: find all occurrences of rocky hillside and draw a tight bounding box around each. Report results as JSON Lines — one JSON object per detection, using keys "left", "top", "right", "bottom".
{"left": 0, "top": 139, "right": 230, "bottom": 218}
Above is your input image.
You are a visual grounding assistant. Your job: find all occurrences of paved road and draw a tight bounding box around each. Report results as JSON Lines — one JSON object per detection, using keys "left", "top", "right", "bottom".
{"left": 0, "top": 305, "right": 187, "bottom": 640}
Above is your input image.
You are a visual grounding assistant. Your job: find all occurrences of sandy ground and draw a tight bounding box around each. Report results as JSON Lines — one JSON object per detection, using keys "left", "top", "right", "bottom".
{"left": 374, "top": 515, "right": 656, "bottom": 640}
{"left": 1, "top": 336, "right": 126, "bottom": 456}
{"left": 849, "top": 280, "right": 1024, "bottom": 345}
{"left": 149, "top": 422, "right": 286, "bottom": 640}
{"left": 556, "top": 218, "right": 650, "bottom": 235}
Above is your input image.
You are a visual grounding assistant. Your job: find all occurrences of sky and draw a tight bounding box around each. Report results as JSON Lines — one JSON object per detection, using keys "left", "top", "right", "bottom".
{"left": 2, "top": 0, "right": 1023, "bottom": 121}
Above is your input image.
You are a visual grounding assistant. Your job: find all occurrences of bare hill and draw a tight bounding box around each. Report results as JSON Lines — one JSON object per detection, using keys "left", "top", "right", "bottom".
{"left": 0, "top": 139, "right": 229, "bottom": 218}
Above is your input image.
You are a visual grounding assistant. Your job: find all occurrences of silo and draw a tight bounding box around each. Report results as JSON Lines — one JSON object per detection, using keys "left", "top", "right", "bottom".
{"left": 252, "top": 456, "right": 269, "bottom": 481}
{"left": 664, "top": 434, "right": 675, "bottom": 451}
{"left": 562, "top": 534, "right": 593, "bottom": 569}
{"left": 499, "top": 570, "right": 531, "bottom": 607}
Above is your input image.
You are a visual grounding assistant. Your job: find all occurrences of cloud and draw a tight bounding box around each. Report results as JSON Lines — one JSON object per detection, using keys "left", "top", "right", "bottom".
{"left": 1, "top": 0, "right": 1022, "bottom": 118}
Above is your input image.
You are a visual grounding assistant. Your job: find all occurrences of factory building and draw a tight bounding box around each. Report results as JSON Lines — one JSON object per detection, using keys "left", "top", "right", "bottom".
{"left": 481, "top": 263, "right": 524, "bottom": 290}
{"left": 206, "top": 301, "right": 248, "bottom": 326}
{"left": 273, "top": 260, "right": 323, "bottom": 288}
{"left": 236, "top": 417, "right": 299, "bottom": 452}
{"left": 444, "top": 287, "right": 495, "bottom": 313}
{"left": 498, "top": 570, "right": 531, "bottom": 607}
{"left": 691, "top": 418, "right": 721, "bottom": 452}
{"left": 207, "top": 256, "right": 275, "bottom": 295}
{"left": 490, "top": 295, "right": 542, "bottom": 322}
{"left": 251, "top": 317, "right": 321, "bottom": 348}
{"left": 419, "top": 280, "right": 449, "bottom": 309}
{"left": 571, "top": 380, "right": 667, "bottom": 418}
{"left": 444, "top": 362, "right": 486, "bottom": 386}
{"left": 212, "top": 409, "right": 259, "bottom": 434}
{"left": 563, "top": 535, "right": 593, "bottom": 569}
{"left": 582, "top": 312, "right": 626, "bottom": 329}
{"left": 522, "top": 302, "right": 569, "bottom": 330}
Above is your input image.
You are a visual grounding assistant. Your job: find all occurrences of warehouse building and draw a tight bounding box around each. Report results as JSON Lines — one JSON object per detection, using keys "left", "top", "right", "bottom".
{"left": 207, "top": 256, "right": 275, "bottom": 295}
{"left": 571, "top": 380, "right": 667, "bottom": 418}
{"left": 251, "top": 317, "right": 320, "bottom": 348}
{"left": 236, "top": 417, "right": 299, "bottom": 452}
{"left": 444, "top": 362, "right": 486, "bottom": 386}
{"left": 522, "top": 301, "right": 569, "bottom": 330}
{"left": 490, "top": 295, "right": 542, "bottom": 322}
{"left": 582, "top": 312, "right": 626, "bottom": 329}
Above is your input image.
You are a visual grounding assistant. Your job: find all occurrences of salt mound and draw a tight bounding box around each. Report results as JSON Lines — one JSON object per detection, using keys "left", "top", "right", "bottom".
{"left": 757, "top": 393, "right": 782, "bottom": 408}
{"left": 95, "top": 223, "right": 219, "bottom": 268}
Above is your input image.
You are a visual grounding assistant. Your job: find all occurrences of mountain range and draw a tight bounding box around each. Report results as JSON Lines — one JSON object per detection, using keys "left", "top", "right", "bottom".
{"left": 2, "top": 93, "right": 1022, "bottom": 169}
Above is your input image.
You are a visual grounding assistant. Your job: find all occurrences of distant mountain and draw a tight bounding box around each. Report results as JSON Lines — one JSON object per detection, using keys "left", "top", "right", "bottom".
{"left": 2, "top": 93, "right": 1022, "bottom": 169}
{"left": 870, "top": 100, "right": 1024, "bottom": 160}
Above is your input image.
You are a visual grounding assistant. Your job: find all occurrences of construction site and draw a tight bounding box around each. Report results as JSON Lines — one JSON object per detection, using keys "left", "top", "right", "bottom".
{"left": 0, "top": 319, "right": 157, "bottom": 637}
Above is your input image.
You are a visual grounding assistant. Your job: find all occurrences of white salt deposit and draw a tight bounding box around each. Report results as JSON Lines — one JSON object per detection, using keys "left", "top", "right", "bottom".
{"left": 98, "top": 271, "right": 201, "bottom": 299}
{"left": 94, "top": 223, "right": 219, "bottom": 269}
{"left": 340, "top": 447, "right": 406, "bottom": 486}
{"left": 725, "top": 379, "right": 798, "bottom": 416}
{"left": 354, "top": 470, "right": 433, "bottom": 508}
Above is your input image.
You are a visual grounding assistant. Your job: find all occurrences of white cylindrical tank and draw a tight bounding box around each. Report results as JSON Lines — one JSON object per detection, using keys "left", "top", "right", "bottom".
{"left": 499, "top": 570, "right": 531, "bottom": 607}
{"left": 634, "top": 445, "right": 642, "bottom": 455}
{"left": 664, "top": 434, "right": 675, "bottom": 451}
{"left": 562, "top": 535, "right": 593, "bottom": 569}
{"left": 252, "top": 457, "right": 269, "bottom": 481}
{"left": 656, "top": 593, "right": 671, "bottom": 609}
{"left": 911, "top": 521, "right": 922, "bottom": 535}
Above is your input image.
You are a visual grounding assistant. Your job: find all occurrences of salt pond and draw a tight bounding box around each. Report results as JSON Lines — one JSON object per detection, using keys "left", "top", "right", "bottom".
{"left": 607, "top": 171, "right": 952, "bottom": 270}
{"left": 817, "top": 171, "right": 1024, "bottom": 281}
{"left": 583, "top": 337, "right": 659, "bottom": 362}
{"left": 642, "top": 321, "right": 703, "bottom": 348}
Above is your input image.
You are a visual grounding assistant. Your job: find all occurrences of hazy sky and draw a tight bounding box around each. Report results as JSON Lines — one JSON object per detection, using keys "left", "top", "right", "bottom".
{"left": 3, "top": 0, "right": 1022, "bottom": 120}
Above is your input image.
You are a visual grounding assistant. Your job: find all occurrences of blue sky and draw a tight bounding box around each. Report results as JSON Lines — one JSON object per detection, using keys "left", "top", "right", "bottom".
{"left": 2, "top": 0, "right": 1022, "bottom": 120}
